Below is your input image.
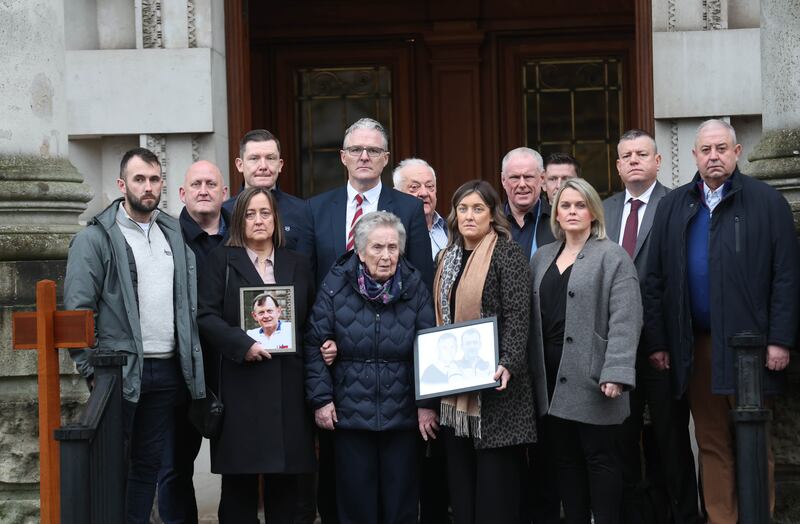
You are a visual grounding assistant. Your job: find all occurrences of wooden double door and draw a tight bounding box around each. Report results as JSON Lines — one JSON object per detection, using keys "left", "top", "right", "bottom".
{"left": 228, "top": 0, "right": 653, "bottom": 207}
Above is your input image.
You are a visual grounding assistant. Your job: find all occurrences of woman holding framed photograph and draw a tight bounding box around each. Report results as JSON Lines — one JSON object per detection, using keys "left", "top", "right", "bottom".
{"left": 433, "top": 180, "right": 537, "bottom": 524}
{"left": 529, "top": 177, "right": 641, "bottom": 524}
{"left": 197, "top": 187, "right": 316, "bottom": 523}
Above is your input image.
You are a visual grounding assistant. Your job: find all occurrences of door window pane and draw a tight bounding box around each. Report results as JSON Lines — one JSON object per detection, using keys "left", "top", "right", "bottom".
{"left": 296, "top": 67, "right": 393, "bottom": 198}
{"left": 523, "top": 58, "right": 624, "bottom": 196}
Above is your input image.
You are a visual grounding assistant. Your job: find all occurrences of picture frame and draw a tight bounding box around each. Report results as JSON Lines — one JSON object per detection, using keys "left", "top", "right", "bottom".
{"left": 239, "top": 285, "right": 296, "bottom": 354}
{"left": 414, "top": 317, "right": 500, "bottom": 400}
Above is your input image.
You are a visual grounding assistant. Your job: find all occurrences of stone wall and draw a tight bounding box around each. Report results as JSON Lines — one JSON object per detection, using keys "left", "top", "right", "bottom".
{"left": 0, "top": 261, "right": 89, "bottom": 522}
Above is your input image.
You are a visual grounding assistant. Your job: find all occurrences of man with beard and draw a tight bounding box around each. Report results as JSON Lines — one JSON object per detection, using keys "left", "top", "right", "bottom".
{"left": 65, "top": 148, "right": 206, "bottom": 524}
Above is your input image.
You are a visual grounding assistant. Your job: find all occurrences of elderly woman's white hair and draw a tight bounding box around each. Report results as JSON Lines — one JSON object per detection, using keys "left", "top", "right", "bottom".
{"left": 353, "top": 211, "right": 407, "bottom": 256}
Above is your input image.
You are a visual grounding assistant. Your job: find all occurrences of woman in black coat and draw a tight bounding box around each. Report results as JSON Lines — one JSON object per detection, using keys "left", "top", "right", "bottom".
{"left": 198, "top": 187, "right": 316, "bottom": 524}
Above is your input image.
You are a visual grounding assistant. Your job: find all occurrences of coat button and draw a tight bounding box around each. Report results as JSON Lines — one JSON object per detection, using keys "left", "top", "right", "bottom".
{"left": 559, "top": 377, "right": 567, "bottom": 383}
{"left": 199, "top": 390, "right": 204, "bottom": 395}
{"left": 568, "top": 291, "right": 575, "bottom": 297}
{"left": 566, "top": 336, "right": 573, "bottom": 343}
{"left": 577, "top": 254, "right": 584, "bottom": 259}
{"left": 194, "top": 347, "right": 200, "bottom": 352}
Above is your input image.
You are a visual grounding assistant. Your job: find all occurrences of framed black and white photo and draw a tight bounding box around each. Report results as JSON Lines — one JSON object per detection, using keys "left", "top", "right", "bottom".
{"left": 414, "top": 317, "right": 500, "bottom": 400}
{"left": 239, "top": 285, "right": 296, "bottom": 354}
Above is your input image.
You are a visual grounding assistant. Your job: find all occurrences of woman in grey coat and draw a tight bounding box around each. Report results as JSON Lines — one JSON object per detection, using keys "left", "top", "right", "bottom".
{"left": 529, "top": 178, "right": 641, "bottom": 524}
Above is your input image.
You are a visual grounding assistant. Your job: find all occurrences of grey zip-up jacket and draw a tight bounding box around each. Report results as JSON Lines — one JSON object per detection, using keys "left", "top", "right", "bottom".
{"left": 65, "top": 198, "right": 206, "bottom": 402}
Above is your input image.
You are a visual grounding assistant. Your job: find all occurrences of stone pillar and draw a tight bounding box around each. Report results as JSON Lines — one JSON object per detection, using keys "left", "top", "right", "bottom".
{"left": 0, "top": 1, "right": 92, "bottom": 259}
{"left": 748, "top": 0, "right": 800, "bottom": 226}
{"left": 0, "top": 1, "right": 92, "bottom": 520}
{"left": 747, "top": 1, "right": 800, "bottom": 521}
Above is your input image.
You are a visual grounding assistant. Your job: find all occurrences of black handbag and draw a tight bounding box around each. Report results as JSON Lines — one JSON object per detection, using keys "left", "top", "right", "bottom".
{"left": 188, "top": 262, "right": 229, "bottom": 439}
{"left": 188, "top": 385, "right": 224, "bottom": 439}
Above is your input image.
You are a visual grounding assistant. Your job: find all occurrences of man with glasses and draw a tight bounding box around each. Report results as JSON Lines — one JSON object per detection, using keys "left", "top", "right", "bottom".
{"left": 307, "top": 118, "right": 433, "bottom": 287}
{"left": 224, "top": 129, "right": 312, "bottom": 253}
{"left": 306, "top": 118, "right": 432, "bottom": 524}
{"left": 501, "top": 147, "right": 555, "bottom": 259}
{"left": 500, "top": 147, "right": 560, "bottom": 524}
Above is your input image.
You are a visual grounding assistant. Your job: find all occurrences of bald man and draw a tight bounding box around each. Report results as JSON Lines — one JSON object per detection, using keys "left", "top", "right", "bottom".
{"left": 158, "top": 160, "right": 230, "bottom": 523}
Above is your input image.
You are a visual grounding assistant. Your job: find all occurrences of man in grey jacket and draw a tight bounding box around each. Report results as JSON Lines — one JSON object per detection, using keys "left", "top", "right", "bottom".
{"left": 604, "top": 130, "right": 700, "bottom": 524}
{"left": 65, "top": 148, "right": 206, "bottom": 524}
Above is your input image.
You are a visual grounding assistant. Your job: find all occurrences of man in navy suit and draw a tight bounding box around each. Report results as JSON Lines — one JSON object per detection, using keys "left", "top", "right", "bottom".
{"left": 307, "top": 118, "right": 433, "bottom": 286}
{"left": 604, "top": 129, "right": 701, "bottom": 524}
{"left": 306, "top": 118, "right": 432, "bottom": 524}
{"left": 223, "top": 129, "right": 313, "bottom": 254}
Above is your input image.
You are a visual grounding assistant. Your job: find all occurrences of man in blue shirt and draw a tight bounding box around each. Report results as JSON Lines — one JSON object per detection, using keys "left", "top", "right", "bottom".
{"left": 501, "top": 147, "right": 559, "bottom": 524}
{"left": 393, "top": 158, "right": 448, "bottom": 260}
{"left": 500, "top": 147, "right": 555, "bottom": 260}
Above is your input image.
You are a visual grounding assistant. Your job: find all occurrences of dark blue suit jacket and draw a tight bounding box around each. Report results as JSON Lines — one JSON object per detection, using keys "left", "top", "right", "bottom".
{"left": 307, "top": 185, "right": 434, "bottom": 289}
{"left": 223, "top": 187, "right": 313, "bottom": 255}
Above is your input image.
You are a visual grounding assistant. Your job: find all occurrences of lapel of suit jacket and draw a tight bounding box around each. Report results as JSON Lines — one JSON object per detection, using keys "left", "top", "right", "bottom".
{"left": 228, "top": 247, "right": 267, "bottom": 286}
{"left": 377, "top": 184, "right": 394, "bottom": 212}
{"left": 605, "top": 192, "right": 625, "bottom": 244}
{"left": 331, "top": 186, "right": 349, "bottom": 256}
{"left": 273, "top": 248, "right": 295, "bottom": 286}
{"left": 633, "top": 181, "right": 666, "bottom": 260}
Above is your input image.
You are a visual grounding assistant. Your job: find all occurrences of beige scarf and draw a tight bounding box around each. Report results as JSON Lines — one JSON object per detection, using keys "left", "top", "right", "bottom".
{"left": 433, "top": 229, "right": 497, "bottom": 438}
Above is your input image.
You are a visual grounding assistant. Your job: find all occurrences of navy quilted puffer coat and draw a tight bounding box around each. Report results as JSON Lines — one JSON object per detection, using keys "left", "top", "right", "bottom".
{"left": 305, "top": 252, "right": 435, "bottom": 431}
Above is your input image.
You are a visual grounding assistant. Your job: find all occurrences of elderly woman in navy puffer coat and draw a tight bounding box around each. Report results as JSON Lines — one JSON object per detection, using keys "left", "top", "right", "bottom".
{"left": 305, "top": 211, "right": 436, "bottom": 524}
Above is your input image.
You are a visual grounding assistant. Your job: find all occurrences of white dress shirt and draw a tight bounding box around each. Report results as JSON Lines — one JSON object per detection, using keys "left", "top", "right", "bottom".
{"left": 345, "top": 181, "right": 382, "bottom": 245}
{"left": 616, "top": 181, "right": 657, "bottom": 245}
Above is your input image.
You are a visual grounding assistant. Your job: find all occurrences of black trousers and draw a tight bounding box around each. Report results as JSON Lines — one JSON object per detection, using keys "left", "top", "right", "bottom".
{"left": 157, "top": 402, "right": 202, "bottom": 524}
{"left": 317, "top": 429, "right": 339, "bottom": 523}
{"left": 419, "top": 436, "right": 450, "bottom": 524}
{"left": 617, "top": 357, "right": 700, "bottom": 524}
{"left": 218, "top": 473, "right": 299, "bottom": 524}
{"left": 521, "top": 419, "right": 562, "bottom": 524}
{"left": 548, "top": 416, "right": 622, "bottom": 524}
{"left": 334, "top": 429, "right": 419, "bottom": 524}
{"left": 443, "top": 427, "right": 523, "bottom": 524}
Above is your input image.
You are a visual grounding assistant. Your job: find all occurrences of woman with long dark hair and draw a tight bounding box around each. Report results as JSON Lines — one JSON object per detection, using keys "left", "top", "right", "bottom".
{"left": 434, "top": 180, "right": 537, "bottom": 524}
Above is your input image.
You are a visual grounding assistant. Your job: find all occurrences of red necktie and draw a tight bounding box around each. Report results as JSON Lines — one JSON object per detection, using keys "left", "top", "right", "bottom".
{"left": 622, "top": 198, "right": 643, "bottom": 258}
{"left": 346, "top": 194, "right": 364, "bottom": 251}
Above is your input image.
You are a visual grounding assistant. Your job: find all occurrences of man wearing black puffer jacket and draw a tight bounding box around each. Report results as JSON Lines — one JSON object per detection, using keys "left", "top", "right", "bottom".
{"left": 643, "top": 119, "right": 800, "bottom": 523}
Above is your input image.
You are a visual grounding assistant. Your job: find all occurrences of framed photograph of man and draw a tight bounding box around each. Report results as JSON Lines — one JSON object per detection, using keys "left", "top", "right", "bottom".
{"left": 414, "top": 317, "right": 500, "bottom": 400}
{"left": 239, "top": 286, "right": 296, "bottom": 354}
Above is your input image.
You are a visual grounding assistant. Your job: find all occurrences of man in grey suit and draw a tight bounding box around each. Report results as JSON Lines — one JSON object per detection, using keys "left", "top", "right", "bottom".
{"left": 604, "top": 129, "right": 701, "bottom": 524}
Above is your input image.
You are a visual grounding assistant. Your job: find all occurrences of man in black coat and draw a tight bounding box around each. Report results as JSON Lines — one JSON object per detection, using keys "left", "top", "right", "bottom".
{"left": 643, "top": 119, "right": 800, "bottom": 523}
{"left": 604, "top": 130, "right": 700, "bottom": 524}
{"left": 223, "top": 129, "right": 313, "bottom": 254}
{"left": 158, "top": 160, "right": 230, "bottom": 523}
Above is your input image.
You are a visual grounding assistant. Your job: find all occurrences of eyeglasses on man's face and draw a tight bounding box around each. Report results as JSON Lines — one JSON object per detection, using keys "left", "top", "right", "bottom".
{"left": 343, "top": 146, "right": 387, "bottom": 159}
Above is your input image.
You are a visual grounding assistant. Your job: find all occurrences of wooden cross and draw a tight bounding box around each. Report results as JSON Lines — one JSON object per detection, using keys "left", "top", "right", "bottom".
{"left": 12, "top": 280, "right": 95, "bottom": 524}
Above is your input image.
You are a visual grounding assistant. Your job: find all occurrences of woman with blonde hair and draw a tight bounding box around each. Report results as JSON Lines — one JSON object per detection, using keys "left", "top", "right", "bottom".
{"left": 529, "top": 177, "right": 641, "bottom": 524}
